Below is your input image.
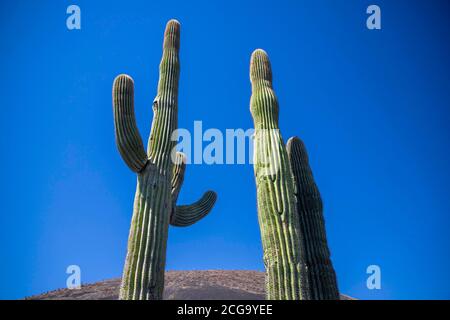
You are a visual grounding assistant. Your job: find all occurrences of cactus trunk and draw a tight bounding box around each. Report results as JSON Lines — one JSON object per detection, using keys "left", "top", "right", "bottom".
{"left": 287, "top": 137, "right": 339, "bottom": 300}
{"left": 119, "top": 163, "right": 171, "bottom": 299}
{"left": 250, "top": 49, "right": 339, "bottom": 300}
{"left": 249, "top": 50, "right": 309, "bottom": 300}
{"left": 113, "top": 20, "right": 216, "bottom": 300}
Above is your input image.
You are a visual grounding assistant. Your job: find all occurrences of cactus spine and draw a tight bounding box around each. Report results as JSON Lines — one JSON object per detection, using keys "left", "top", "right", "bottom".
{"left": 249, "top": 49, "right": 309, "bottom": 300}
{"left": 112, "top": 20, "right": 217, "bottom": 300}
{"left": 287, "top": 137, "right": 339, "bottom": 300}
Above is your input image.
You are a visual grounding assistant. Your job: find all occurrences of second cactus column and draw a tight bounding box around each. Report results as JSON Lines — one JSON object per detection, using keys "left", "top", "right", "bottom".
{"left": 287, "top": 137, "right": 339, "bottom": 300}
{"left": 250, "top": 49, "right": 339, "bottom": 300}
{"left": 249, "top": 49, "right": 310, "bottom": 300}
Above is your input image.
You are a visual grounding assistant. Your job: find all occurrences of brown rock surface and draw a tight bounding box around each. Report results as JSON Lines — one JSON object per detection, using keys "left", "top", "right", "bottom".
{"left": 26, "top": 270, "right": 353, "bottom": 300}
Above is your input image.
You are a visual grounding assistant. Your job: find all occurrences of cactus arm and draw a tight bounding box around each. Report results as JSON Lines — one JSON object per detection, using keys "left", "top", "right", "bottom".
{"left": 170, "top": 152, "right": 217, "bottom": 227}
{"left": 171, "top": 152, "right": 186, "bottom": 203}
{"left": 171, "top": 191, "right": 217, "bottom": 227}
{"left": 286, "top": 137, "right": 339, "bottom": 300}
{"left": 250, "top": 49, "right": 309, "bottom": 300}
{"left": 112, "top": 74, "right": 148, "bottom": 172}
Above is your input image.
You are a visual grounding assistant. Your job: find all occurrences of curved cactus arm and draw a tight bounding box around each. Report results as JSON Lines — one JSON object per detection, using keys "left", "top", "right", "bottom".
{"left": 170, "top": 191, "right": 217, "bottom": 227}
{"left": 113, "top": 74, "right": 148, "bottom": 172}
{"left": 170, "top": 151, "right": 217, "bottom": 227}
{"left": 171, "top": 152, "right": 186, "bottom": 203}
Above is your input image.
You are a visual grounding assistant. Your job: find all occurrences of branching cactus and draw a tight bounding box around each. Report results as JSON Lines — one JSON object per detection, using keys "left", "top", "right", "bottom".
{"left": 287, "top": 137, "right": 339, "bottom": 300}
{"left": 249, "top": 49, "right": 309, "bottom": 300}
{"left": 112, "top": 20, "right": 217, "bottom": 300}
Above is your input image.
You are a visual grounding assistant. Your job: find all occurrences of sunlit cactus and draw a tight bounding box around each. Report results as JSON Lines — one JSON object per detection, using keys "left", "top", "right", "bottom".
{"left": 249, "top": 49, "right": 339, "bottom": 300}
{"left": 287, "top": 137, "right": 339, "bottom": 300}
{"left": 112, "top": 20, "right": 217, "bottom": 300}
{"left": 249, "top": 49, "right": 310, "bottom": 300}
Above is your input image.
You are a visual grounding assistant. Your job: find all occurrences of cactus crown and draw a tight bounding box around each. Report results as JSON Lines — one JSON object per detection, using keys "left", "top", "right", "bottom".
{"left": 250, "top": 49, "right": 279, "bottom": 129}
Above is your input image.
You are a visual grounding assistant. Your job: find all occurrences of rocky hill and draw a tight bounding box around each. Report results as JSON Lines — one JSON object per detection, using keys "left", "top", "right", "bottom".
{"left": 26, "top": 270, "right": 353, "bottom": 300}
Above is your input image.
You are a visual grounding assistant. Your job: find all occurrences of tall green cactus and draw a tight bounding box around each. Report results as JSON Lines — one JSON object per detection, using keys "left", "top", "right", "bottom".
{"left": 250, "top": 49, "right": 339, "bottom": 300}
{"left": 249, "top": 49, "right": 309, "bottom": 300}
{"left": 112, "top": 20, "right": 217, "bottom": 300}
{"left": 287, "top": 137, "right": 339, "bottom": 300}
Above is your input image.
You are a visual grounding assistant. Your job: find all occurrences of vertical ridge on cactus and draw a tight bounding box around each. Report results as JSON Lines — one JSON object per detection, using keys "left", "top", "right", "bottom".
{"left": 287, "top": 137, "right": 340, "bottom": 300}
{"left": 112, "top": 20, "right": 217, "bottom": 300}
{"left": 249, "top": 49, "right": 309, "bottom": 300}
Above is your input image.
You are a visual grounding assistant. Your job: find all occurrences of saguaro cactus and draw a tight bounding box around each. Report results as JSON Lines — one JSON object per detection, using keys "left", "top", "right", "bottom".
{"left": 287, "top": 137, "right": 339, "bottom": 300}
{"left": 113, "top": 20, "right": 217, "bottom": 300}
{"left": 250, "top": 49, "right": 339, "bottom": 300}
{"left": 249, "top": 49, "right": 309, "bottom": 300}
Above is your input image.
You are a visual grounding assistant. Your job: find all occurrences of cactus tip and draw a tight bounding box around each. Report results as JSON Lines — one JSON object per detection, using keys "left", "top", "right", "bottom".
{"left": 175, "top": 151, "right": 187, "bottom": 164}
{"left": 166, "top": 19, "right": 180, "bottom": 33}
{"left": 250, "top": 49, "right": 272, "bottom": 84}
{"left": 114, "top": 74, "right": 134, "bottom": 84}
{"left": 287, "top": 136, "right": 309, "bottom": 163}
{"left": 163, "top": 19, "right": 181, "bottom": 51}
{"left": 252, "top": 48, "right": 268, "bottom": 57}
{"left": 167, "top": 19, "right": 180, "bottom": 25}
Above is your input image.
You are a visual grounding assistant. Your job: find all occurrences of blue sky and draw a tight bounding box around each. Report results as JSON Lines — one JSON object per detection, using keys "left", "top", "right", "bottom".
{"left": 1, "top": 0, "right": 449, "bottom": 300}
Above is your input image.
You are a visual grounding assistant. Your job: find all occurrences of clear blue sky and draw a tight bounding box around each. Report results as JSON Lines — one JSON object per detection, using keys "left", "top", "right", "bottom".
{"left": 1, "top": 0, "right": 449, "bottom": 300}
